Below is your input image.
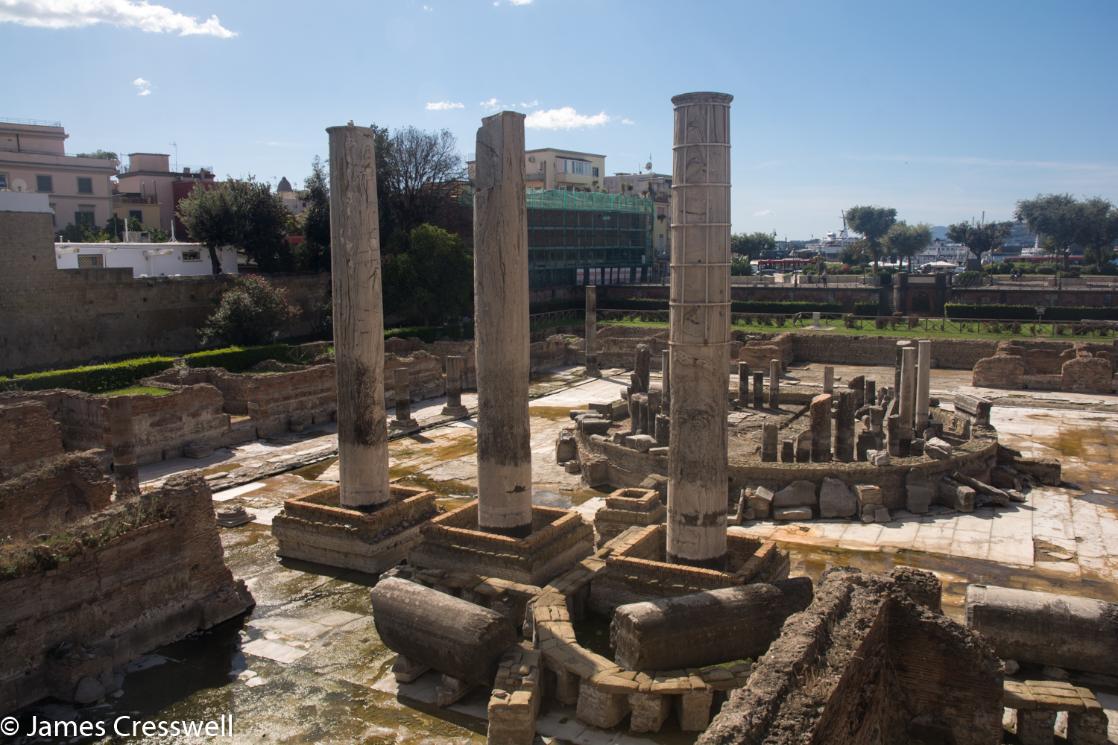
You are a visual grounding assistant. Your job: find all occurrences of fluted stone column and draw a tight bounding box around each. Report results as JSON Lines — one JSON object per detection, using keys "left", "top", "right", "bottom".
{"left": 752, "top": 372, "right": 764, "bottom": 408}
{"left": 328, "top": 123, "right": 390, "bottom": 508}
{"left": 768, "top": 359, "right": 780, "bottom": 409}
{"left": 108, "top": 397, "right": 139, "bottom": 498}
{"left": 666, "top": 91, "right": 732, "bottom": 568}
{"left": 899, "top": 346, "right": 916, "bottom": 440}
{"left": 737, "top": 362, "right": 750, "bottom": 406}
{"left": 441, "top": 356, "right": 468, "bottom": 417}
{"left": 474, "top": 111, "right": 533, "bottom": 537}
{"left": 810, "top": 394, "right": 832, "bottom": 463}
{"left": 916, "top": 339, "right": 931, "bottom": 432}
{"left": 894, "top": 340, "right": 912, "bottom": 393}
{"left": 585, "top": 286, "right": 599, "bottom": 377}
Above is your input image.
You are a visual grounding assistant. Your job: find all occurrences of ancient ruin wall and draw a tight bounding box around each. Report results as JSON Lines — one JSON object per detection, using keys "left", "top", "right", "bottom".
{"left": 699, "top": 569, "right": 1003, "bottom": 745}
{"left": 0, "top": 451, "right": 112, "bottom": 536}
{"left": 0, "top": 472, "right": 253, "bottom": 713}
{"left": 0, "top": 211, "right": 329, "bottom": 374}
{"left": 0, "top": 400, "right": 64, "bottom": 477}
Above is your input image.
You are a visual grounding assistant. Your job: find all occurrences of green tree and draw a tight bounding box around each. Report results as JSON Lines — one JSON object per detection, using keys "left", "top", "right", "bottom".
{"left": 200, "top": 275, "right": 299, "bottom": 346}
{"left": 1075, "top": 197, "right": 1118, "bottom": 273}
{"left": 177, "top": 184, "right": 238, "bottom": 274}
{"left": 383, "top": 224, "right": 472, "bottom": 326}
{"left": 946, "top": 220, "right": 1012, "bottom": 269}
{"left": 731, "top": 231, "right": 776, "bottom": 259}
{"left": 74, "top": 149, "right": 118, "bottom": 161}
{"left": 883, "top": 222, "right": 932, "bottom": 271}
{"left": 844, "top": 206, "right": 897, "bottom": 270}
{"left": 1015, "top": 194, "right": 1080, "bottom": 269}
{"left": 177, "top": 179, "right": 292, "bottom": 274}
{"left": 297, "top": 157, "right": 331, "bottom": 272}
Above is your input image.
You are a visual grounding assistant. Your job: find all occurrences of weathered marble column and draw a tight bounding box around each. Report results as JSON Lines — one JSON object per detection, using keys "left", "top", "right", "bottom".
{"left": 393, "top": 367, "right": 415, "bottom": 427}
{"left": 633, "top": 343, "right": 651, "bottom": 393}
{"left": 584, "top": 285, "right": 599, "bottom": 377}
{"left": 108, "top": 397, "right": 139, "bottom": 498}
{"left": 899, "top": 346, "right": 916, "bottom": 440}
{"left": 834, "top": 390, "right": 856, "bottom": 462}
{"left": 752, "top": 372, "right": 764, "bottom": 408}
{"left": 328, "top": 123, "right": 390, "bottom": 508}
{"left": 768, "top": 359, "right": 780, "bottom": 409}
{"left": 666, "top": 91, "right": 732, "bottom": 568}
{"left": 660, "top": 349, "right": 671, "bottom": 410}
{"left": 473, "top": 111, "right": 533, "bottom": 537}
{"left": 737, "top": 362, "right": 750, "bottom": 406}
{"left": 810, "top": 394, "right": 832, "bottom": 462}
{"left": 822, "top": 366, "right": 834, "bottom": 394}
{"left": 894, "top": 340, "right": 912, "bottom": 393}
{"left": 916, "top": 339, "right": 931, "bottom": 432}
{"left": 441, "top": 355, "right": 468, "bottom": 417}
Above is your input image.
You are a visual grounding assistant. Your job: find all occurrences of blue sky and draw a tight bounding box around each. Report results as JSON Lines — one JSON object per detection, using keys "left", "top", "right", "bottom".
{"left": 2, "top": 0, "right": 1116, "bottom": 238}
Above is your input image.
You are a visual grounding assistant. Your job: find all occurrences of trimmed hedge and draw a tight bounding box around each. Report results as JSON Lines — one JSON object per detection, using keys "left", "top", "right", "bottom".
{"left": 854, "top": 301, "right": 881, "bottom": 316}
{"left": 0, "top": 357, "right": 175, "bottom": 393}
{"left": 384, "top": 323, "right": 473, "bottom": 343}
{"left": 609, "top": 297, "right": 842, "bottom": 314}
{"left": 945, "top": 303, "right": 1118, "bottom": 321}
{"left": 183, "top": 344, "right": 294, "bottom": 372}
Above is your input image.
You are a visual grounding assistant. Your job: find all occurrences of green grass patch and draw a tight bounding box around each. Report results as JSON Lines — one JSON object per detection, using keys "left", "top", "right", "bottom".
{"left": 0, "top": 356, "right": 175, "bottom": 394}
{"left": 100, "top": 385, "right": 174, "bottom": 398}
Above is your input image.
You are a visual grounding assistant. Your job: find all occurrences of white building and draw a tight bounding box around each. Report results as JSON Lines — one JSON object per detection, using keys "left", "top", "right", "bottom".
{"left": 55, "top": 242, "right": 237, "bottom": 277}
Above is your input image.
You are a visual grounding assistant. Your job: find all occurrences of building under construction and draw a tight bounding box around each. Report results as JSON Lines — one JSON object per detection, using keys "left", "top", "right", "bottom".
{"left": 526, "top": 189, "right": 653, "bottom": 288}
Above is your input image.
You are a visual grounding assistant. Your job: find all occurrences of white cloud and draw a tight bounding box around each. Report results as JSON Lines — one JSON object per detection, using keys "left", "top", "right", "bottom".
{"left": 508, "top": 0, "right": 533, "bottom": 5}
{"left": 0, "top": 0, "right": 237, "bottom": 38}
{"left": 480, "top": 97, "right": 501, "bottom": 110}
{"left": 421, "top": 3, "right": 432, "bottom": 10}
{"left": 753, "top": 209, "right": 772, "bottom": 217}
{"left": 426, "top": 100, "right": 464, "bottom": 111}
{"left": 620, "top": 117, "right": 635, "bottom": 125}
{"left": 525, "top": 106, "right": 610, "bottom": 130}
{"left": 519, "top": 99, "right": 539, "bottom": 108}
{"left": 132, "top": 76, "right": 151, "bottom": 96}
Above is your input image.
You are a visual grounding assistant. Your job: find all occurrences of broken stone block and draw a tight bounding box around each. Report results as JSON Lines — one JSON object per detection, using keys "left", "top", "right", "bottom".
{"left": 773, "top": 480, "right": 816, "bottom": 508}
{"left": 564, "top": 460, "right": 581, "bottom": 474}
{"left": 182, "top": 441, "right": 214, "bottom": 459}
{"left": 627, "top": 434, "right": 656, "bottom": 453}
{"left": 854, "top": 484, "right": 883, "bottom": 508}
{"left": 873, "top": 506, "right": 890, "bottom": 523}
{"left": 780, "top": 439, "right": 795, "bottom": 462}
{"left": 676, "top": 688, "right": 715, "bottom": 731}
{"left": 555, "top": 430, "right": 577, "bottom": 463}
{"left": 1067, "top": 708, "right": 1109, "bottom": 745}
{"left": 925, "top": 437, "right": 954, "bottom": 460}
{"left": 628, "top": 692, "right": 671, "bottom": 733}
{"left": 582, "top": 456, "right": 609, "bottom": 488}
{"left": 748, "top": 486, "right": 774, "bottom": 519}
{"left": 391, "top": 654, "right": 429, "bottom": 683}
{"left": 909, "top": 438, "right": 925, "bottom": 456}
{"left": 991, "top": 465, "right": 1021, "bottom": 490}
{"left": 819, "top": 477, "right": 857, "bottom": 518}
{"left": 576, "top": 678, "right": 630, "bottom": 728}
{"left": 868, "top": 450, "right": 891, "bottom": 466}
{"left": 638, "top": 473, "right": 668, "bottom": 502}
{"left": 774, "top": 506, "right": 812, "bottom": 521}
{"left": 861, "top": 506, "right": 875, "bottom": 523}
{"left": 435, "top": 674, "right": 473, "bottom": 707}
{"left": 1016, "top": 709, "right": 1055, "bottom": 745}
{"left": 938, "top": 478, "right": 975, "bottom": 512}
{"left": 648, "top": 446, "right": 669, "bottom": 457}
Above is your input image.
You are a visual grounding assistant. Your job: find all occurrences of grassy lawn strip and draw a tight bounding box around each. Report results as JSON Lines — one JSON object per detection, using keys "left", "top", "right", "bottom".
{"left": 100, "top": 385, "right": 174, "bottom": 397}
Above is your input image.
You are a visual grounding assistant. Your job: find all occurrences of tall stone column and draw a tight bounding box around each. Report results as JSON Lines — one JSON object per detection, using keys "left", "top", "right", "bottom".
{"left": 768, "top": 359, "right": 780, "bottom": 409}
{"left": 474, "top": 111, "right": 533, "bottom": 537}
{"left": 328, "top": 123, "right": 390, "bottom": 508}
{"left": 632, "top": 344, "right": 651, "bottom": 393}
{"left": 666, "top": 91, "right": 732, "bottom": 568}
{"left": 442, "top": 355, "right": 468, "bottom": 417}
{"left": 584, "top": 285, "right": 599, "bottom": 377}
{"left": 894, "top": 340, "right": 912, "bottom": 393}
{"left": 822, "top": 366, "right": 834, "bottom": 394}
{"left": 108, "top": 397, "right": 139, "bottom": 498}
{"left": 865, "top": 379, "right": 877, "bottom": 407}
{"left": 899, "top": 346, "right": 916, "bottom": 440}
{"left": 761, "top": 423, "right": 778, "bottom": 462}
{"left": 752, "top": 372, "right": 764, "bottom": 409}
{"left": 810, "top": 394, "right": 833, "bottom": 462}
{"left": 737, "top": 362, "right": 750, "bottom": 406}
{"left": 916, "top": 339, "right": 931, "bottom": 432}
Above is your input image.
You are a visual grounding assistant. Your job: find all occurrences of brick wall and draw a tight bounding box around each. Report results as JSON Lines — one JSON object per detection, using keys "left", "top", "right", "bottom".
{"left": 0, "top": 401, "right": 64, "bottom": 477}
{"left": 0, "top": 211, "right": 330, "bottom": 373}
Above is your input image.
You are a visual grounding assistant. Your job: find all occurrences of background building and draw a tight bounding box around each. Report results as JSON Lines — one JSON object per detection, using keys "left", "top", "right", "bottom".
{"left": 468, "top": 148, "right": 606, "bottom": 192}
{"left": 525, "top": 189, "right": 653, "bottom": 287}
{"left": 115, "top": 153, "right": 216, "bottom": 238}
{"left": 604, "top": 171, "right": 671, "bottom": 281}
{"left": 55, "top": 242, "right": 236, "bottom": 276}
{"left": 0, "top": 119, "right": 116, "bottom": 230}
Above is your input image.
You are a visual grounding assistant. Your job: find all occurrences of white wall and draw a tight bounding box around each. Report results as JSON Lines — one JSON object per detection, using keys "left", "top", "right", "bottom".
{"left": 55, "top": 242, "right": 238, "bottom": 277}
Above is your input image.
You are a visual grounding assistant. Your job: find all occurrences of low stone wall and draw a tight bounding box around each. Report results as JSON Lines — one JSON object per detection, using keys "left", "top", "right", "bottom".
{"left": 127, "top": 383, "right": 231, "bottom": 463}
{"left": 0, "top": 451, "right": 112, "bottom": 536}
{"left": 972, "top": 340, "right": 1116, "bottom": 393}
{"left": 699, "top": 568, "right": 1003, "bottom": 745}
{"left": 0, "top": 400, "right": 64, "bottom": 478}
{"left": 0, "top": 390, "right": 107, "bottom": 458}
{"left": 0, "top": 472, "right": 253, "bottom": 713}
